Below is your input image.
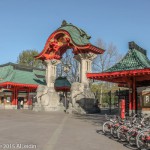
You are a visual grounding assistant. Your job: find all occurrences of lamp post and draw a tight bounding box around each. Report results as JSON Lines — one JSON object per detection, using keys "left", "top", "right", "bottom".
{"left": 108, "top": 90, "right": 112, "bottom": 114}
{"left": 62, "top": 63, "right": 71, "bottom": 112}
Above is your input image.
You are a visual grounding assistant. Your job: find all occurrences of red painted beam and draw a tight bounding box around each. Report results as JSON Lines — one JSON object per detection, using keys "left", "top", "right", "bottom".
{"left": 87, "top": 68, "right": 150, "bottom": 83}
{"left": 0, "top": 82, "right": 38, "bottom": 88}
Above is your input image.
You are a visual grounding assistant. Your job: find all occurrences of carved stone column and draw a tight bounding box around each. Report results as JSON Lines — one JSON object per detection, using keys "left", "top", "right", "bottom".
{"left": 74, "top": 52, "right": 97, "bottom": 86}
{"left": 69, "top": 52, "right": 100, "bottom": 114}
{"left": 45, "top": 59, "right": 60, "bottom": 88}
{"left": 33, "top": 59, "right": 62, "bottom": 112}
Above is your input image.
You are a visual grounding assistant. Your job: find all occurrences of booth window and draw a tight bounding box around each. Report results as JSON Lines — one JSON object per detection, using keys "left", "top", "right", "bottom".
{"left": 142, "top": 95, "right": 150, "bottom": 107}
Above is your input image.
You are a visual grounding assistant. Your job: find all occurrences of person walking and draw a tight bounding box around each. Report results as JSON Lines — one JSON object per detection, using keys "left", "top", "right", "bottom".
{"left": 20, "top": 100, "right": 24, "bottom": 109}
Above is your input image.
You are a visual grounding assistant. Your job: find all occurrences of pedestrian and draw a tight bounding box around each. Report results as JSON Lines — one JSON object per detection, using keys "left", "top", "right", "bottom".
{"left": 20, "top": 100, "right": 24, "bottom": 109}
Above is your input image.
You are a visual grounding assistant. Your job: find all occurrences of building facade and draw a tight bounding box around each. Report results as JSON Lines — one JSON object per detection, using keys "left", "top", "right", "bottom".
{"left": 0, "top": 62, "right": 46, "bottom": 109}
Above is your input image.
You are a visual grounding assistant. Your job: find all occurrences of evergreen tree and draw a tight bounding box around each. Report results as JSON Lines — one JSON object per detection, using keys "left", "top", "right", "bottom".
{"left": 17, "top": 50, "right": 44, "bottom": 68}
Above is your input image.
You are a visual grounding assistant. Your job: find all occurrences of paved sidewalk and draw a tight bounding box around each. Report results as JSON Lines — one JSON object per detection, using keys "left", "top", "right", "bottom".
{"left": 0, "top": 110, "right": 130, "bottom": 150}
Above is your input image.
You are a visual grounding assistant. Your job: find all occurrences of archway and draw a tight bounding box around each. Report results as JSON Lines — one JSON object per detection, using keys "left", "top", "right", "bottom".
{"left": 35, "top": 20, "right": 104, "bottom": 112}
{"left": 35, "top": 20, "right": 104, "bottom": 88}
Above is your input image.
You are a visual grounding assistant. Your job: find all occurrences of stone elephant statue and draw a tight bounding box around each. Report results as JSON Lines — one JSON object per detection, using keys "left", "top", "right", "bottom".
{"left": 36, "top": 85, "right": 50, "bottom": 106}
{"left": 70, "top": 82, "right": 84, "bottom": 106}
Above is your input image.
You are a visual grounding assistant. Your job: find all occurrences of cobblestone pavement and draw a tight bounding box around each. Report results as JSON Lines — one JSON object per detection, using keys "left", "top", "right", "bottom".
{"left": 0, "top": 110, "right": 131, "bottom": 150}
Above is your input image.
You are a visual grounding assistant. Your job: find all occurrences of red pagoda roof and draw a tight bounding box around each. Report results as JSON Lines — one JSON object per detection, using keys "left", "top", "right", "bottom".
{"left": 87, "top": 42, "right": 150, "bottom": 87}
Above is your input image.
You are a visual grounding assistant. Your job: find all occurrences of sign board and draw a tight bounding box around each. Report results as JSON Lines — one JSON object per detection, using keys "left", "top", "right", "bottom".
{"left": 143, "top": 95, "right": 150, "bottom": 107}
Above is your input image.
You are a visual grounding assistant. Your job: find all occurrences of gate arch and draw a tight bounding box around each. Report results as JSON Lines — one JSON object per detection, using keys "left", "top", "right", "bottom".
{"left": 35, "top": 20, "right": 104, "bottom": 88}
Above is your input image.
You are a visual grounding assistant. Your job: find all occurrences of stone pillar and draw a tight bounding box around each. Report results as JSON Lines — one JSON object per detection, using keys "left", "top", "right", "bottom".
{"left": 74, "top": 53, "right": 97, "bottom": 86}
{"left": 34, "top": 59, "right": 62, "bottom": 112}
{"left": 45, "top": 59, "right": 60, "bottom": 88}
{"left": 69, "top": 53, "right": 100, "bottom": 114}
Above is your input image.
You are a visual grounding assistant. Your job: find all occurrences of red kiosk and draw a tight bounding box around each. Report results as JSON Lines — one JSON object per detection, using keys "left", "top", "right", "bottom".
{"left": 87, "top": 41, "right": 150, "bottom": 115}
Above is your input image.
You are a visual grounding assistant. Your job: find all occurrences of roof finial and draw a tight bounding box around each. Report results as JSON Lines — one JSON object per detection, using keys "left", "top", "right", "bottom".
{"left": 61, "top": 20, "right": 67, "bottom": 27}
{"left": 129, "top": 41, "right": 147, "bottom": 55}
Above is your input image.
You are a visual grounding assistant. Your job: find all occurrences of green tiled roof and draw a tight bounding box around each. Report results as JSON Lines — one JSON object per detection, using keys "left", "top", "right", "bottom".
{"left": 54, "top": 77, "right": 71, "bottom": 88}
{"left": 0, "top": 62, "right": 46, "bottom": 85}
{"left": 57, "top": 20, "right": 91, "bottom": 46}
{"left": 105, "top": 41, "right": 150, "bottom": 72}
{"left": 0, "top": 63, "right": 72, "bottom": 88}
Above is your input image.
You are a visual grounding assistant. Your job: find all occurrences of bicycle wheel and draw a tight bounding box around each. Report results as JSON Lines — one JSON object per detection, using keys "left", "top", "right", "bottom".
{"left": 128, "top": 128, "right": 139, "bottom": 146}
{"left": 117, "top": 125, "right": 127, "bottom": 142}
{"left": 111, "top": 125, "right": 119, "bottom": 138}
{"left": 136, "top": 131, "right": 150, "bottom": 150}
{"left": 128, "top": 136, "right": 136, "bottom": 146}
{"left": 102, "top": 121, "right": 113, "bottom": 135}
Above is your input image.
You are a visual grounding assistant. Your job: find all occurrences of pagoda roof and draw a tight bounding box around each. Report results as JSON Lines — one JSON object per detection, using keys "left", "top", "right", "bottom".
{"left": 57, "top": 20, "right": 91, "bottom": 46}
{"left": 54, "top": 76, "right": 71, "bottom": 92}
{"left": 105, "top": 41, "right": 150, "bottom": 72}
{"left": 87, "top": 42, "right": 150, "bottom": 87}
{"left": 35, "top": 20, "right": 104, "bottom": 60}
{"left": 0, "top": 62, "right": 46, "bottom": 88}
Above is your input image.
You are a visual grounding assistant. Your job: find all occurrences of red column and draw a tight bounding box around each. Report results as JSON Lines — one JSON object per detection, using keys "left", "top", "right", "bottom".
{"left": 11, "top": 87, "right": 15, "bottom": 105}
{"left": 132, "top": 78, "right": 137, "bottom": 113}
{"left": 120, "top": 99, "right": 125, "bottom": 119}
{"left": 15, "top": 87, "right": 18, "bottom": 105}
{"left": 11, "top": 86, "right": 18, "bottom": 109}
{"left": 12, "top": 87, "right": 17, "bottom": 105}
{"left": 128, "top": 80, "right": 133, "bottom": 112}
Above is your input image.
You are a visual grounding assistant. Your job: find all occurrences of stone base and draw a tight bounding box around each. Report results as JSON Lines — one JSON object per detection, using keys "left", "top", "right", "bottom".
{"left": 24, "top": 104, "right": 33, "bottom": 110}
{"left": 66, "top": 103, "right": 86, "bottom": 114}
{"left": 70, "top": 82, "right": 100, "bottom": 114}
{"left": 33, "top": 85, "right": 64, "bottom": 112}
{"left": 11, "top": 105, "right": 17, "bottom": 109}
{"left": 5, "top": 105, "right": 14, "bottom": 109}
{"left": 33, "top": 103, "right": 42, "bottom": 112}
{"left": 33, "top": 102, "right": 65, "bottom": 112}
{"left": 0, "top": 105, "right": 17, "bottom": 109}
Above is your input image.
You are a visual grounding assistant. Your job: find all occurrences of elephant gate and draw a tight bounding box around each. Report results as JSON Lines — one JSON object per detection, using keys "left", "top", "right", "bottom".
{"left": 34, "top": 20, "right": 104, "bottom": 113}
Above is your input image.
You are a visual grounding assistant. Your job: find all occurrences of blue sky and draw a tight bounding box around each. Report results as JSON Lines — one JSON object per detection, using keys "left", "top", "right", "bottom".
{"left": 0, "top": 0, "right": 150, "bottom": 64}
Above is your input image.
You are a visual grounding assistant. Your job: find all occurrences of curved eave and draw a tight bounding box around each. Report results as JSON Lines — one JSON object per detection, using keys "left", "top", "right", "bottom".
{"left": 35, "top": 30, "right": 104, "bottom": 60}
{"left": 87, "top": 68, "right": 150, "bottom": 83}
{"left": 0, "top": 82, "right": 38, "bottom": 88}
{"left": 87, "top": 44, "right": 105, "bottom": 54}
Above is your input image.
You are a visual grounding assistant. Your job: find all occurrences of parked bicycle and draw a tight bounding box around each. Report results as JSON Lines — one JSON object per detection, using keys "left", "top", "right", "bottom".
{"left": 102, "top": 113, "right": 150, "bottom": 149}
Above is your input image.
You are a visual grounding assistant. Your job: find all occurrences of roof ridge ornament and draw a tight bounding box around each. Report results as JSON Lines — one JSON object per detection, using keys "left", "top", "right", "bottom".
{"left": 61, "top": 20, "right": 68, "bottom": 27}
{"left": 129, "top": 41, "right": 147, "bottom": 55}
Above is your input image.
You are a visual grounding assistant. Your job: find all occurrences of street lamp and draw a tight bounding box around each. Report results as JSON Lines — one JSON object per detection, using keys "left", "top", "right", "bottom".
{"left": 62, "top": 63, "right": 71, "bottom": 112}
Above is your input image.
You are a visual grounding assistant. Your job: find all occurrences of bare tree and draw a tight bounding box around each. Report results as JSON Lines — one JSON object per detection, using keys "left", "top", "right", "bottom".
{"left": 92, "top": 39, "right": 123, "bottom": 105}
{"left": 56, "top": 39, "right": 122, "bottom": 90}
{"left": 93, "top": 39, "right": 122, "bottom": 72}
